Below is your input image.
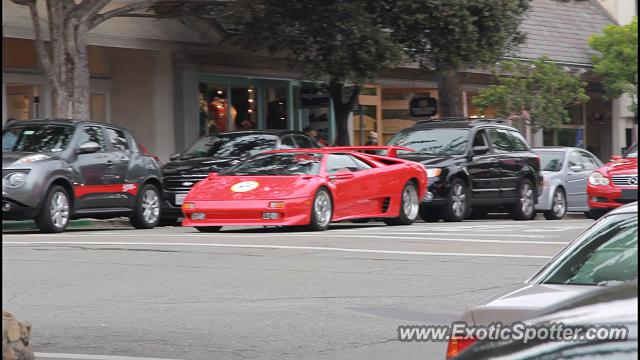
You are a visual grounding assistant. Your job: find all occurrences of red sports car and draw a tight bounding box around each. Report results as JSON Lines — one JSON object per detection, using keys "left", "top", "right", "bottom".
{"left": 586, "top": 142, "right": 638, "bottom": 219}
{"left": 181, "top": 146, "right": 427, "bottom": 231}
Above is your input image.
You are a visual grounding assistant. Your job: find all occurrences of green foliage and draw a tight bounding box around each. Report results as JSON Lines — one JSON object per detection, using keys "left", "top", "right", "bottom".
{"left": 589, "top": 17, "right": 637, "bottom": 115}
{"left": 472, "top": 56, "right": 590, "bottom": 131}
{"left": 382, "top": 0, "right": 531, "bottom": 71}
{"left": 234, "top": 0, "right": 402, "bottom": 85}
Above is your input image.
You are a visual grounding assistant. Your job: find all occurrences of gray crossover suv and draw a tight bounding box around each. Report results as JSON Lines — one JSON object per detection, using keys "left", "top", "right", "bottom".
{"left": 2, "top": 119, "right": 163, "bottom": 233}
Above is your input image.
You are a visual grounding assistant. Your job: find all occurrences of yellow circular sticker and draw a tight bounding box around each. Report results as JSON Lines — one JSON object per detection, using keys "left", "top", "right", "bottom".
{"left": 230, "top": 181, "right": 260, "bottom": 193}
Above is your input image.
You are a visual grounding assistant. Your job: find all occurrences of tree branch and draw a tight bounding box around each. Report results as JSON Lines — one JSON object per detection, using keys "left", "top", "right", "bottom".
{"left": 90, "top": 0, "right": 225, "bottom": 28}
{"left": 90, "top": 0, "right": 160, "bottom": 29}
{"left": 106, "top": 11, "right": 218, "bottom": 19}
{"left": 73, "top": 0, "right": 112, "bottom": 23}
{"left": 27, "top": 1, "right": 57, "bottom": 88}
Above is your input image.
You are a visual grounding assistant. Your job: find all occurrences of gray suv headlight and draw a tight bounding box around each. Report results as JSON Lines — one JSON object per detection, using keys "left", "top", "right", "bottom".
{"left": 4, "top": 172, "right": 27, "bottom": 188}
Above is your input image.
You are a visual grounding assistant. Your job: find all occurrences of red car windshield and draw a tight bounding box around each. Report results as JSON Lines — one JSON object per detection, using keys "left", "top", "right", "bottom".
{"left": 221, "top": 152, "right": 322, "bottom": 176}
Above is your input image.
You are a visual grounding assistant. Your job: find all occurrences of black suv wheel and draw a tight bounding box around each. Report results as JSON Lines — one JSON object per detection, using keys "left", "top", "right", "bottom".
{"left": 443, "top": 178, "right": 469, "bottom": 222}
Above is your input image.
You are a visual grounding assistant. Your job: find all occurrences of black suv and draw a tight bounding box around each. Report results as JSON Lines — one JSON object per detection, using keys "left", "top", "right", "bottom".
{"left": 387, "top": 118, "right": 543, "bottom": 222}
{"left": 3, "top": 119, "right": 163, "bottom": 232}
{"left": 160, "top": 130, "right": 322, "bottom": 224}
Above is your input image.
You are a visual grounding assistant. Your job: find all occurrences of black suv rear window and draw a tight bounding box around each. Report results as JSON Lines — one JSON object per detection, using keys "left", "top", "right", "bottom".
{"left": 387, "top": 129, "right": 469, "bottom": 155}
{"left": 183, "top": 133, "right": 278, "bottom": 159}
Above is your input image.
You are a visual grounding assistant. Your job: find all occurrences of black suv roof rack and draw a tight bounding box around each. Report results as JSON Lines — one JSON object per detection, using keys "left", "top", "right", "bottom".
{"left": 469, "top": 118, "right": 508, "bottom": 124}
{"left": 416, "top": 117, "right": 508, "bottom": 125}
{"left": 416, "top": 117, "right": 470, "bottom": 124}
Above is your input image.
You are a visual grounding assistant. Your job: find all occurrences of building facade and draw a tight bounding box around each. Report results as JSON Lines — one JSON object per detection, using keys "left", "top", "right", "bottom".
{"left": 3, "top": 0, "right": 635, "bottom": 162}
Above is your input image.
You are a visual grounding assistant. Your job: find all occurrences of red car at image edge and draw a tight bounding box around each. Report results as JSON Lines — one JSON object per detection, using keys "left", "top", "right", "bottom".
{"left": 586, "top": 142, "right": 638, "bottom": 219}
{"left": 181, "top": 146, "right": 428, "bottom": 231}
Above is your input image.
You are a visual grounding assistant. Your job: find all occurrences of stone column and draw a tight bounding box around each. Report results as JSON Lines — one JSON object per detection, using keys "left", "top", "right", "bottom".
{"left": 153, "top": 51, "right": 175, "bottom": 162}
{"left": 173, "top": 55, "right": 199, "bottom": 153}
{"left": 2, "top": 83, "right": 7, "bottom": 124}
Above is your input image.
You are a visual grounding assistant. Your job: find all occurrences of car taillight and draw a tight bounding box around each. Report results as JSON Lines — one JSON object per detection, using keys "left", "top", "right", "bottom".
{"left": 446, "top": 336, "right": 477, "bottom": 359}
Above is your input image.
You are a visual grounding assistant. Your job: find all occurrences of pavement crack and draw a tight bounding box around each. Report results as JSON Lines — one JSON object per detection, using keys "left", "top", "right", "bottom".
{"left": 315, "top": 338, "right": 397, "bottom": 355}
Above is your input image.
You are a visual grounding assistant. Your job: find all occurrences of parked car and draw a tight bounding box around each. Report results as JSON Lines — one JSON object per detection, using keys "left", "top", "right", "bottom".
{"left": 386, "top": 118, "right": 543, "bottom": 222}
{"left": 533, "top": 147, "right": 603, "bottom": 220}
{"left": 456, "top": 201, "right": 636, "bottom": 327}
{"left": 180, "top": 146, "right": 427, "bottom": 232}
{"left": 450, "top": 281, "right": 638, "bottom": 359}
{"left": 2, "top": 119, "right": 163, "bottom": 232}
{"left": 586, "top": 142, "right": 638, "bottom": 219}
{"left": 160, "top": 130, "right": 323, "bottom": 225}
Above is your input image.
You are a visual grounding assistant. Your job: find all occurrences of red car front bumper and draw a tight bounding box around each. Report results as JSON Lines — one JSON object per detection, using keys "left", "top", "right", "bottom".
{"left": 181, "top": 197, "right": 313, "bottom": 227}
{"left": 587, "top": 183, "right": 638, "bottom": 210}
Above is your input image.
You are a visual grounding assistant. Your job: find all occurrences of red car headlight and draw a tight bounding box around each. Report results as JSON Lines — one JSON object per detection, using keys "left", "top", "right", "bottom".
{"left": 588, "top": 172, "right": 610, "bottom": 186}
{"left": 269, "top": 201, "right": 286, "bottom": 208}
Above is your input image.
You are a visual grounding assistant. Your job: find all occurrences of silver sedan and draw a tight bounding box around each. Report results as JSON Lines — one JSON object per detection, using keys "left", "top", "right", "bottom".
{"left": 459, "top": 202, "right": 637, "bottom": 327}
{"left": 533, "top": 147, "right": 603, "bottom": 220}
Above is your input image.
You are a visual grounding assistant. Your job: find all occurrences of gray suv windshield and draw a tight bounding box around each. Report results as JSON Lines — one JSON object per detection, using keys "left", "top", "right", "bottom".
{"left": 387, "top": 128, "right": 469, "bottom": 155}
{"left": 3, "top": 125, "right": 74, "bottom": 153}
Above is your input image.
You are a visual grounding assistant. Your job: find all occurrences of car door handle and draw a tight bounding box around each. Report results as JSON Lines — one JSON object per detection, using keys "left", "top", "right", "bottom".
{"left": 105, "top": 160, "right": 115, "bottom": 168}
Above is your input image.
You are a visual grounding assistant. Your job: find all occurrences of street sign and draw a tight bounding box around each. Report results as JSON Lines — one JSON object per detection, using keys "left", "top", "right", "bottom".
{"left": 409, "top": 97, "right": 438, "bottom": 117}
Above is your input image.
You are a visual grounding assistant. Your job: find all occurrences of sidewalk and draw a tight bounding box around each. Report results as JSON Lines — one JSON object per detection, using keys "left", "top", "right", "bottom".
{"left": 2, "top": 218, "right": 132, "bottom": 231}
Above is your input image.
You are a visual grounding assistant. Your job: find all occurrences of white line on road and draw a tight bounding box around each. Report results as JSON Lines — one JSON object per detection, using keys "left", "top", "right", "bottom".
{"left": 2, "top": 233, "right": 567, "bottom": 244}
{"left": 272, "top": 234, "right": 568, "bottom": 244}
{"left": 34, "top": 352, "right": 184, "bottom": 360}
{"left": 2, "top": 241, "right": 553, "bottom": 259}
{"left": 324, "top": 230, "right": 560, "bottom": 238}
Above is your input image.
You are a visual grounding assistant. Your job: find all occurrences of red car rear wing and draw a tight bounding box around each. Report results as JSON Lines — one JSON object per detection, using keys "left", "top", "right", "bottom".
{"left": 324, "top": 146, "right": 414, "bottom": 158}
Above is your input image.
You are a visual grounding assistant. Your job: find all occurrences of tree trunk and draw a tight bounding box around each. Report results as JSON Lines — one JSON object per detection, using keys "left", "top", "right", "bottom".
{"left": 327, "top": 81, "right": 359, "bottom": 146}
{"left": 436, "top": 70, "right": 464, "bottom": 118}
{"left": 334, "top": 106, "right": 351, "bottom": 146}
{"left": 24, "top": 0, "right": 96, "bottom": 121}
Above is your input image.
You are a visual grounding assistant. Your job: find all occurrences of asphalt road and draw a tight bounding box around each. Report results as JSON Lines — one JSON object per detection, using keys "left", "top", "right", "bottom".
{"left": 2, "top": 217, "right": 593, "bottom": 360}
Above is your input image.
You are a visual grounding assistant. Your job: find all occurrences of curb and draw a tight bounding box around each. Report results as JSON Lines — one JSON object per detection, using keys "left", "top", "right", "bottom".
{"left": 2, "top": 218, "right": 132, "bottom": 231}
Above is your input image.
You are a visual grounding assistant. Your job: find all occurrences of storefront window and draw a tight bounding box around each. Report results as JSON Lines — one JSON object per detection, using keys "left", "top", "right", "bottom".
{"left": 199, "top": 83, "right": 229, "bottom": 135}
{"left": 381, "top": 88, "right": 437, "bottom": 144}
{"left": 299, "top": 86, "right": 330, "bottom": 145}
{"left": 265, "top": 86, "right": 288, "bottom": 129}
{"left": 544, "top": 128, "right": 585, "bottom": 148}
{"left": 230, "top": 86, "right": 257, "bottom": 130}
{"left": 565, "top": 104, "right": 584, "bottom": 126}
{"left": 353, "top": 105, "right": 378, "bottom": 145}
{"left": 5, "top": 84, "right": 37, "bottom": 120}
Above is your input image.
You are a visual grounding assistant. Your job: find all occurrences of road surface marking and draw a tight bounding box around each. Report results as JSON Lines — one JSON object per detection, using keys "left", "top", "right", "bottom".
{"left": 2, "top": 241, "right": 553, "bottom": 259}
{"left": 327, "top": 230, "right": 559, "bottom": 238}
{"left": 34, "top": 352, "right": 184, "bottom": 360}
{"left": 2, "top": 232, "right": 567, "bottom": 245}
{"left": 271, "top": 234, "right": 568, "bottom": 244}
